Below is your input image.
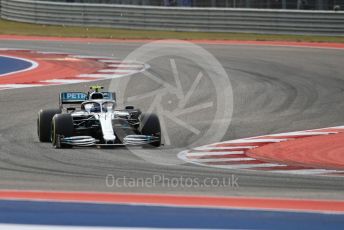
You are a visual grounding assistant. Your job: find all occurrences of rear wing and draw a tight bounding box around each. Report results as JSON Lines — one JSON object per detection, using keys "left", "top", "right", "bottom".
{"left": 59, "top": 92, "right": 87, "bottom": 106}
{"left": 59, "top": 92, "right": 116, "bottom": 108}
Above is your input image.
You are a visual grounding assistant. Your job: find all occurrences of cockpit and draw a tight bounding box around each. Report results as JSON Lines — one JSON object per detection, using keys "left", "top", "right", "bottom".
{"left": 81, "top": 101, "right": 116, "bottom": 113}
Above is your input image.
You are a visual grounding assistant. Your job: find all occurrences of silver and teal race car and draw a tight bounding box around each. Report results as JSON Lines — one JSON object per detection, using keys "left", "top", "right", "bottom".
{"left": 37, "top": 86, "right": 161, "bottom": 148}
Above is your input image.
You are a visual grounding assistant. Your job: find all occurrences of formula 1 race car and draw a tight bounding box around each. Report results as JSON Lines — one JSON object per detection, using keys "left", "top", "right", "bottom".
{"left": 37, "top": 86, "right": 161, "bottom": 148}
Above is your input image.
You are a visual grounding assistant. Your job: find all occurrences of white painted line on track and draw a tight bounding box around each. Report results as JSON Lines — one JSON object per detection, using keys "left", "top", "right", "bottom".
{"left": 0, "top": 48, "right": 29, "bottom": 51}
{"left": 78, "top": 71, "right": 144, "bottom": 79}
{"left": 210, "top": 163, "right": 285, "bottom": 169}
{"left": 186, "top": 151, "right": 244, "bottom": 157}
{"left": 35, "top": 51, "right": 69, "bottom": 55}
{"left": 72, "top": 55, "right": 116, "bottom": 59}
{"left": 223, "top": 138, "right": 288, "bottom": 144}
{"left": 242, "top": 126, "right": 344, "bottom": 140}
{"left": 271, "top": 169, "right": 343, "bottom": 175}
{"left": 98, "top": 69, "right": 136, "bottom": 73}
{"left": 108, "top": 64, "right": 144, "bottom": 68}
{"left": 194, "top": 158, "right": 257, "bottom": 163}
{"left": 194, "top": 146, "right": 256, "bottom": 151}
{"left": 77, "top": 74, "right": 123, "bottom": 78}
{"left": 323, "top": 126, "right": 344, "bottom": 129}
{"left": 41, "top": 79, "right": 92, "bottom": 84}
{"left": 99, "top": 60, "right": 126, "bottom": 63}
{"left": 268, "top": 131, "right": 336, "bottom": 137}
{"left": 0, "top": 84, "right": 44, "bottom": 88}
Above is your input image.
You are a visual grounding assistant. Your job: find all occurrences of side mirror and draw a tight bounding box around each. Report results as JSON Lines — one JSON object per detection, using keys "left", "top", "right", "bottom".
{"left": 66, "top": 107, "right": 76, "bottom": 113}
{"left": 125, "top": 106, "right": 134, "bottom": 110}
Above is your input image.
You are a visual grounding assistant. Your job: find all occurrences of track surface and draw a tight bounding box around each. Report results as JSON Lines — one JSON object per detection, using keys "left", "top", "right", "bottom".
{"left": 0, "top": 40, "right": 344, "bottom": 200}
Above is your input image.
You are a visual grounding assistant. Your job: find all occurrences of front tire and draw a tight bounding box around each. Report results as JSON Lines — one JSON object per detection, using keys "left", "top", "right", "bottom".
{"left": 37, "top": 109, "right": 61, "bottom": 142}
{"left": 51, "top": 114, "right": 74, "bottom": 149}
{"left": 140, "top": 113, "right": 161, "bottom": 147}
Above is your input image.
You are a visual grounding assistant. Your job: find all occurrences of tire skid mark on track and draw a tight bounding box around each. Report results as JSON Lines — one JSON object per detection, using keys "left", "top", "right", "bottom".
{"left": 178, "top": 126, "right": 344, "bottom": 176}
{"left": 0, "top": 50, "right": 148, "bottom": 90}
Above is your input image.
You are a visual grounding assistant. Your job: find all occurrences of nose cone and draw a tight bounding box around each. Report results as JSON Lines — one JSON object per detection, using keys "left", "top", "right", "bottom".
{"left": 98, "top": 114, "right": 116, "bottom": 143}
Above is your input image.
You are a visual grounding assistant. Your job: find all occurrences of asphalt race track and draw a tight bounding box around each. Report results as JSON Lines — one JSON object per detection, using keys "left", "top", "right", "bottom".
{"left": 0, "top": 39, "right": 344, "bottom": 200}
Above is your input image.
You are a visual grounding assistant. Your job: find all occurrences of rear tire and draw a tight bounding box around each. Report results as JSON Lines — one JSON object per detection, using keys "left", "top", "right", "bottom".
{"left": 140, "top": 113, "right": 161, "bottom": 147}
{"left": 37, "top": 109, "right": 61, "bottom": 142}
{"left": 51, "top": 114, "right": 74, "bottom": 149}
